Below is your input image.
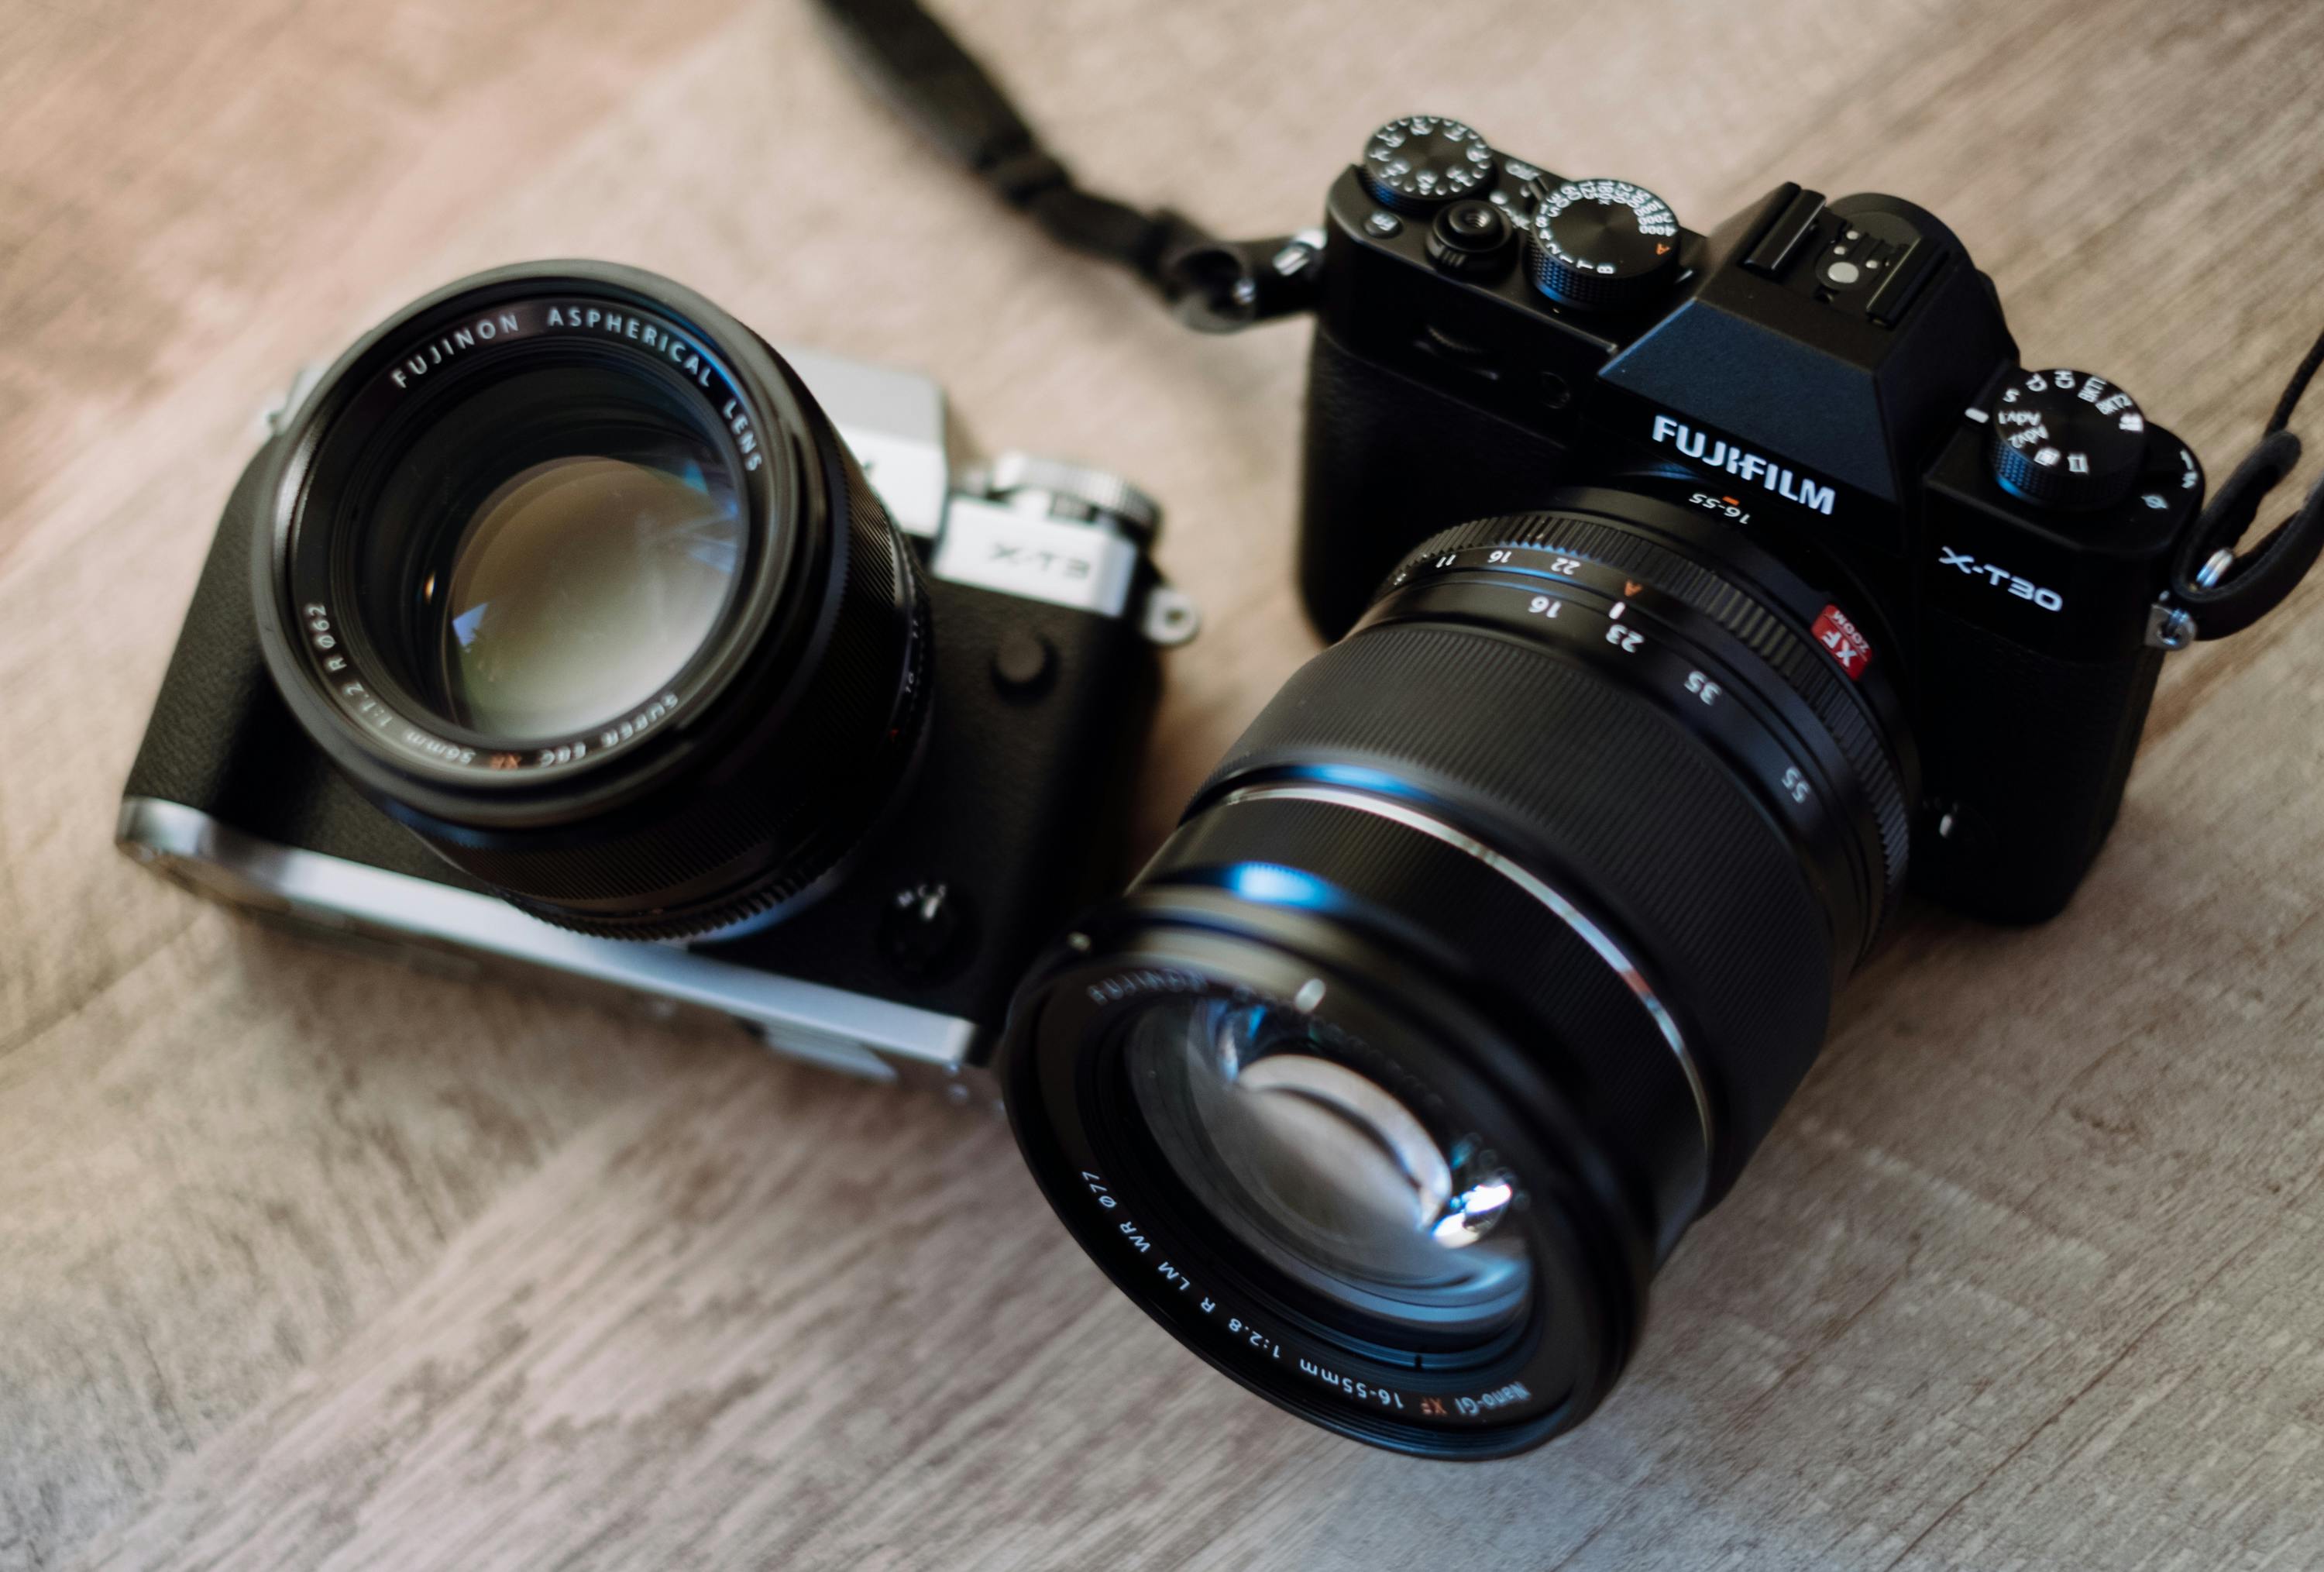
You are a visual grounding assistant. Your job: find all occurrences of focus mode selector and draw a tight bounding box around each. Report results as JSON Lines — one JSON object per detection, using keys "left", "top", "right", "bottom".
{"left": 1988, "top": 368, "right": 2147, "bottom": 511}
{"left": 1528, "top": 179, "right": 1683, "bottom": 311}
{"left": 1360, "top": 116, "right": 1497, "bottom": 213}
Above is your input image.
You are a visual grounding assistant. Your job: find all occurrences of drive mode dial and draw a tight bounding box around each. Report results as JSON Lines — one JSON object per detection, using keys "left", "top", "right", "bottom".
{"left": 1987, "top": 368, "right": 2147, "bottom": 511}
{"left": 1529, "top": 179, "right": 1682, "bottom": 311}
{"left": 1360, "top": 116, "right": 1497, "bottom": 213}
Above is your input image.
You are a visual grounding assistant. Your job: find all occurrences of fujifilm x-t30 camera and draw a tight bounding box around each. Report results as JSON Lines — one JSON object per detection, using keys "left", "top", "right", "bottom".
{"left": 120, "top": 262, "right": 1195, "bottom": 1085}
{"left": 947, "top": 100, "right": 2322, "bottom": 1457}
{"left": 1283, "top": 117, "right": 2204, "bottom": 927}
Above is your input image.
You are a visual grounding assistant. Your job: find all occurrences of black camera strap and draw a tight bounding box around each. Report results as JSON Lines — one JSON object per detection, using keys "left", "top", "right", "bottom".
{"left": 819, "top": 0, "right": 2324, "bottom": 639}
{"left": 811, "top": 0, "right": 1321, "bottom": 330}
{"left": 2167, "top": 322, "right": 2324, "bottom": 639}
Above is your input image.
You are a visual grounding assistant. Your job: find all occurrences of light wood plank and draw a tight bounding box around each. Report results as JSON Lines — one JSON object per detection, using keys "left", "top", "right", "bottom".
{"left": 5, "top": 0, "right": 2323, "bottom": 1567}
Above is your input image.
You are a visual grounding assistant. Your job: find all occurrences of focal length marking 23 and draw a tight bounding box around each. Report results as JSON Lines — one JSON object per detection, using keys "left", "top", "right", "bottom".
{"left": 1379, "top": 535, "right": 1882, "bottom": 924}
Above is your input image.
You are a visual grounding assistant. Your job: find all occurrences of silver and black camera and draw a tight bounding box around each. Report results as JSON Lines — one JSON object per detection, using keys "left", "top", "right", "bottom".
{"left": 119, "top": 261, "right": 1194, "bottom": 1086}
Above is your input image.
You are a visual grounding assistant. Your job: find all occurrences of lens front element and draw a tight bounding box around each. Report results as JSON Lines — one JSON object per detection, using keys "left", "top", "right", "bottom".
{"left": 1124, "top": 997, "right": 1530, "bottom": 1340}
{"left": 256, "top": 264, "right": 928, "bottom": 938}
{"left": 433, "top": 448, "right": 743, "bottom": 738}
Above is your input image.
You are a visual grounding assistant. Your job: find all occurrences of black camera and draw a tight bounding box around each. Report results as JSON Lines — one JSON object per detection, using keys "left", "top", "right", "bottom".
{"left": 998, "top": 115, "right": 2288, "bottom": 1459}
{"left": 1291, "top": 118, "right": 2215, "bottom": 924}
{"left": 119, "top": 261, "right": 1194, "bottom": 1084}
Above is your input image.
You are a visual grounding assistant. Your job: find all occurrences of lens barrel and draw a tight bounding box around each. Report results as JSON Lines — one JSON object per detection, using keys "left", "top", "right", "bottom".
{"left": 251, "top": 262, "right": 927, "bottom": 938}
{"left": 1004, "top": 487, "right": 1913, "bottom": 1455}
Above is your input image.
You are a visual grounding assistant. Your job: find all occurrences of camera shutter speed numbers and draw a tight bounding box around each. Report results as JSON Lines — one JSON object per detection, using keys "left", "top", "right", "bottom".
{"left": 1528, "top": 178, "right": 1683, "bottom": 311}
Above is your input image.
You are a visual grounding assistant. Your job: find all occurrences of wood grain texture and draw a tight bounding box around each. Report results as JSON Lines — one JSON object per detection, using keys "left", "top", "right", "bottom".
{"left": 3, "top": 0, "right": 2322, "bottom": 1567}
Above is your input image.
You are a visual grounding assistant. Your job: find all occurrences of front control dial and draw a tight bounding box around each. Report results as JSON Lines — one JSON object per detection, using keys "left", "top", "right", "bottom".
{"left": 1360, "top": 116, "right": 1497, "bottom": 213}
{"left": 1988, "top": 368, "right": 2147, "bottom": 511}
{"left": 1529, "top": 178, "right": 1682, "bottom": 311}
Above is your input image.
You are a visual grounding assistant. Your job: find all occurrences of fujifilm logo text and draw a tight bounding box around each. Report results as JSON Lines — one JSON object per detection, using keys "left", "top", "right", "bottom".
{"left": 1651, "top": 415, "right": 1836, "bottom": 517}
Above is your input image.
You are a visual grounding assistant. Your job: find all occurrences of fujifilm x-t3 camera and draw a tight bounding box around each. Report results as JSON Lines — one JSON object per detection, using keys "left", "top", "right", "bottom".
{"left": 120, "top": 262, "right": 1194, "bottom": 1085}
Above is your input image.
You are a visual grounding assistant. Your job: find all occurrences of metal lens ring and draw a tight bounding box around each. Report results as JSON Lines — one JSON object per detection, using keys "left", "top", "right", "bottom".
{"left": 278, "top": 285, "right": 781, "bottom": 780}
{"left": 252, "top": 262, "right": 928, "bottom": 937}
{"left": 1005, "top": 912, "right": 1640, "bottom": 1459}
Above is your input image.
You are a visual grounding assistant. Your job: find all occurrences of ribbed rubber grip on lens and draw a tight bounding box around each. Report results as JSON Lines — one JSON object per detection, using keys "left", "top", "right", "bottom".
{"left": 1411, "top": 512, "right": 1910, "bottom": 919}
{"left": 1198, "top": 622, "right": 1834, "bottom": 1198}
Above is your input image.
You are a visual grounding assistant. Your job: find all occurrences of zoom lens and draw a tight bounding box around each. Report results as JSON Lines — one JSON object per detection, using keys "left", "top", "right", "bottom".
{"left": 253, "top": 263, "right": 927, "bottom": 937}
{"left": 1005, "top": 486, "right": 1913, "bottom": 1457}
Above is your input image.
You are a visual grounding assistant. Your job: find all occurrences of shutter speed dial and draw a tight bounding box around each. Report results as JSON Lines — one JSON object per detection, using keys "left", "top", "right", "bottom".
{"left": 1360, "top": 116, "right": 1497, "bottom": 213}
{"left": 1529, "top": 179, "right": 1683, "bottom": 311}
{"left": 1988, "top": 369, "right": 2147, "bottom": 511}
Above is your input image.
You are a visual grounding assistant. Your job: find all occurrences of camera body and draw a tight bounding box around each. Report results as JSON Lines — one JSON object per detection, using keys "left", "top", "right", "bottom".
{"left": 1298, "top": 119, "right": 2208, "bottom": 922}
{"left": 122, "top": 342, "right": 1186, "bottom": 1085}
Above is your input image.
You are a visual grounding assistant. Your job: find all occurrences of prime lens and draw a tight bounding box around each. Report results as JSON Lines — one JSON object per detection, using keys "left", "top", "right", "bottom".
{"left": 1004, "top": 487, "right": 1913, "bottom": 1456}
{"left": 252, "top": 263, "right": 927, "bottom": 938}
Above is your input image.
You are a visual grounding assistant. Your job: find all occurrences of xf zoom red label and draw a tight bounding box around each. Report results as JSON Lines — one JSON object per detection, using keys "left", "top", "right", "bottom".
{"left": 1812, "top": 604, "right": 1875, "bottom": 679}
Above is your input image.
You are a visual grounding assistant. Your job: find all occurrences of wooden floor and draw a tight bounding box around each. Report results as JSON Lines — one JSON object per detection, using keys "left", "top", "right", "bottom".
{"left": 5, "top": 0, "right": 2323, "bottom": 1566}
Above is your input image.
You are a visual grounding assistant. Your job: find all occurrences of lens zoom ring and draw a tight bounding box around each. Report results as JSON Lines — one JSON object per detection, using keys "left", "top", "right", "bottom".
{"left": 1407, "top": 512, "right": 1910, "bottom": 928}
{"left": 1198, "top": 623, "right": 1832, "bottom": 1195}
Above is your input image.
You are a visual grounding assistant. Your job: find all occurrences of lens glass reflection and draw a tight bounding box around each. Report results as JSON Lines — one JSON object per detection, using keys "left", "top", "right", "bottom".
{"left": 434, "top": 450, "right": 741, "bottom": 737}
{"left": 359, "top": 360, "right": 748, "bottom": 741}
{"left": 1122, "top": 997, "right": 1531, "bottom": 1339}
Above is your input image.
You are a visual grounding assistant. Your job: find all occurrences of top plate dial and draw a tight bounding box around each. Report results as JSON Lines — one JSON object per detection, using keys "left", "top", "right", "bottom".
{"left": 1988, "top": 368, "right": 2147, "bottom": 511}
{"left": 1528, "top": 178, "right": 1683, "bottom": 311}
{"left": 1360, "top": 116, "right": 1497, "bottom": 213}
